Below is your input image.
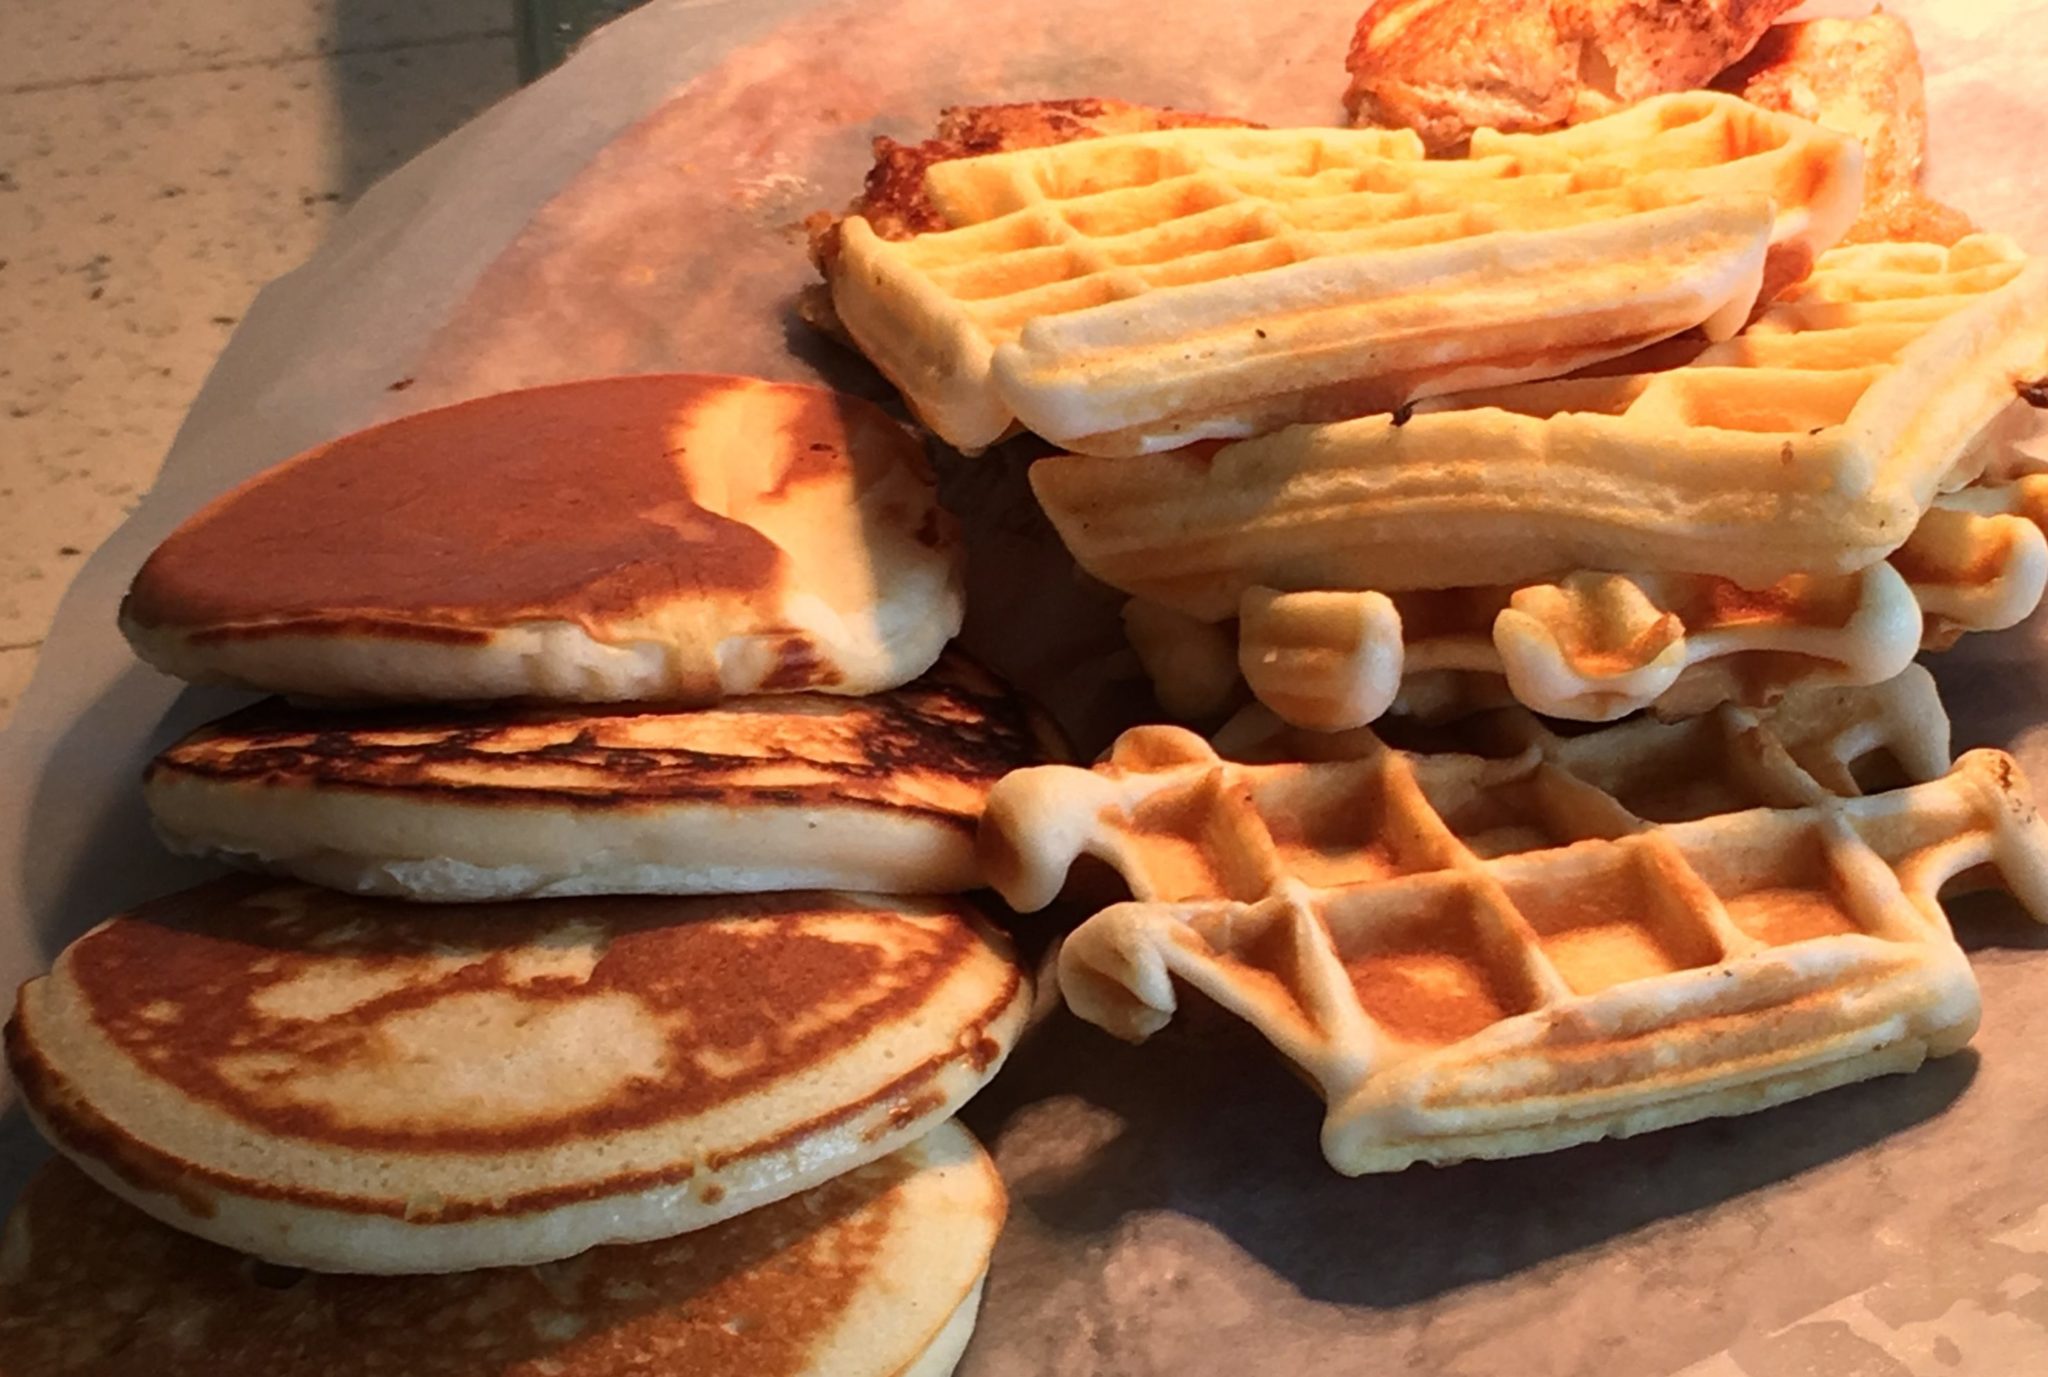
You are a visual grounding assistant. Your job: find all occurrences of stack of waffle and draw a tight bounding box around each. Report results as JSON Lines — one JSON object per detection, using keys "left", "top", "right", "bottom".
{"left": 821, "top": 89, "right": 2048, "bottom": 1172}
{"left": 1, "top": 375, "right": 1052, "bottom": 1374}
{"left": 1040, "top": 234, "right": 2048, "bottom": 726}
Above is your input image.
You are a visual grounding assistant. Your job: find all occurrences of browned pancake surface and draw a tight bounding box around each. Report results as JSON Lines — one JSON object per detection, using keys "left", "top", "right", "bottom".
{"left": 146, "top": 652, "right": 1054, "bottom": 828}
{"left": 0, "top": 1150, "right": 961, "bottom": 1377}
{"left": 123, "top": 373, "right": 918, "bottom": 640}
{"left": 49, "top": 880, "right": 994, "bottom": 1154}
{"left": 7, "top": 880, "right": 1021, "bottom": 1229}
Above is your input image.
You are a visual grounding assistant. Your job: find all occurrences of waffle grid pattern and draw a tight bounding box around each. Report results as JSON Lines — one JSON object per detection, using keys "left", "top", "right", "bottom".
{"left": 833, "top": 92, "right": 1860, "bottom": 454}
{"left": 1031, "top": 234, "right": 2048, "bottom": 601}
{"left": 981, "top": 680, "right": 2048, "bottom": 1171}
{"left": 1438, "top": 235, "right": 2032, "bottom": 444}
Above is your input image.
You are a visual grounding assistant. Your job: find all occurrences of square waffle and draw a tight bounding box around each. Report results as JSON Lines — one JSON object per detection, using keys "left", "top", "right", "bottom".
{"left": 1032, "top": 234, "right": 2048, "bottom": 599}
{"left": 830, "top": 92, "right": 1860, "bottom": 455}
{"left": 1125, "top": 475, "right": 2048, "bottom": 728}
{"left": 978, "top": 677, "right": 2048, "bottom": 1173}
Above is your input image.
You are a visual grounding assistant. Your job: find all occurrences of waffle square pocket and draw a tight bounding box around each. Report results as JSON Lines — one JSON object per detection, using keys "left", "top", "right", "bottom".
{"left": 979, "top": 675, "right": 2048, "bottom": 1172}
{"left": 832, "top": 92, "right": 1860, "bottom": 454}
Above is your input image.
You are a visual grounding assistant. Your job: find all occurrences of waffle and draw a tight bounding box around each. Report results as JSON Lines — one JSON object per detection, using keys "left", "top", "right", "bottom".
{"left": 830, "top": 92, "right": 1861, "bottom": 455}
{"left": 977, "top": 684, "right": 2048, "bottom": 1173}
{"left": 1033, "top": 234, "right": 2048, "bottom": 599}
{"left": 1130, "top": 476, "right": 2048, "bottom": 728}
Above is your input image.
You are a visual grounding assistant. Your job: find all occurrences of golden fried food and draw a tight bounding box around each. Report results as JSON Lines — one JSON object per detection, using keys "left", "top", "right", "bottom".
{"left": 1721, "top": 9, "right": 1974, "bottom": 245}
{"left": 1344, "top": 0, "right": 1799, "bottom": 151}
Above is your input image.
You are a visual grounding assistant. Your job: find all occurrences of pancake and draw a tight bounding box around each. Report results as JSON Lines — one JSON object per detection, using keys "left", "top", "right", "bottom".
{"left": 5, "top": 879, "right": 1028, "bottom": 1274}
{"left": 119, "top": 373, "right": 964, "bottom": 703}
{"left": 143, "top": 651, "right": 1061, "bottom": 901}
{"left": 0, "top": 1121, "right": 1002, "bottom": 1377}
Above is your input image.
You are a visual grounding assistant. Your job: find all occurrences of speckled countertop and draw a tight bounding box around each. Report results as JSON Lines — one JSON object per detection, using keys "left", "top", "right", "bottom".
{"left": 0, "top": 0, "right": 521, "bottom": 725}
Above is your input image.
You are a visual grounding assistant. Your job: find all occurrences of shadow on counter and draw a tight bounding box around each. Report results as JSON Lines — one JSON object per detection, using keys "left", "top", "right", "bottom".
{"left": 963, "top": 979, "right": 1981, "bottom": 1312}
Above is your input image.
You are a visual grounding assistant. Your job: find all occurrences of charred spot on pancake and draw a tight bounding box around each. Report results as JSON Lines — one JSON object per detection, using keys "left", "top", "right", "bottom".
{"left": 761, "top": 637, "right": 831, "bottom": 691}
{"left": 146, "top": 651, "right": 1053, "bottom": 818}
{"left": 967, "top": 1035, "right": 1003, "bottom": 1071}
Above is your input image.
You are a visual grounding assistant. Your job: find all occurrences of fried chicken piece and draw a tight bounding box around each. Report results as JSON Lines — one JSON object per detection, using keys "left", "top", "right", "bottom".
{"left": 1719, "top": 10, "right": 1974, "bottom": 245}
{"left": 1343, "top": 0, "right": 1799, "bottom": 152}
{"left": 802, "top": 98, "right": 1260, "bottom": 341}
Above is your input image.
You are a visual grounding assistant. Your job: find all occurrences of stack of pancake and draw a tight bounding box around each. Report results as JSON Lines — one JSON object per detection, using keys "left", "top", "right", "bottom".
{"left": 2, "top": 373, "right": 1055, "bottom": 1375}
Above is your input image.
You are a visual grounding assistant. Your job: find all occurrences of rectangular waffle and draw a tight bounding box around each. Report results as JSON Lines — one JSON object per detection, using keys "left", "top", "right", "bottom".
{"left": 830, "top": 92, "right": 1860, "bottom": 455}
{"left": 1032, "top": 234, "right": 2048, "bottom": 598}
{"left": 1126, "top": 476, "right": 2048, "bottom": 728}
{"left": 978, "top": 681, "right": 2048, "bottom": 1173}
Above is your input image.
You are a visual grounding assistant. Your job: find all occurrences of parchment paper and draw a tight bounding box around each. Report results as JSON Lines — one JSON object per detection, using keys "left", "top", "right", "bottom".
{"left": 5, "top": 1, "right": 2048, "bottom": 1372}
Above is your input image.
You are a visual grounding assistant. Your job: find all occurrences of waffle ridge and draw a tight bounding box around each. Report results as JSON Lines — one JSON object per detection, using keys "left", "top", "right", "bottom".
{"left": 832, "top": 92, "right": 1861, "bottom": 455}
{"left": 1033, "top": 233, "right": 2048, "bottom": 598}
{"left": 1136, "top": 474, "right": 2048, "bottom": 727}
{"left": 979, "top": 675, "right": 2048, "bottom": 1172}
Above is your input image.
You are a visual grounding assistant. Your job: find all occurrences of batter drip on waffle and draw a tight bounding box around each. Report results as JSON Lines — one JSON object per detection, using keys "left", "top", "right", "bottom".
{"left": 830, "top": 91, "right": 1860, "bottom": 455}
{"left": 978, "top": 676, "right": 2048, "bottom": 1173}
{"left": 1034, "top": 235, "right": 2048, "bottom": 599}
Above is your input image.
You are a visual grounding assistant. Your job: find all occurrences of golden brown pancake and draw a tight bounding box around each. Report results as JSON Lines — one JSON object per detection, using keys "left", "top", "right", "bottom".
{"left": 0, "top": 1121, "right": 1002, "bottom": 1377}
{"left": 6, "top": 879, "right": 1028, "bottom": 1274}
{"left": 119, "top": 374, "right": 963, "bottom": 704}
{"left": 143, "top": 651, "right": 1063, "bottom": 901}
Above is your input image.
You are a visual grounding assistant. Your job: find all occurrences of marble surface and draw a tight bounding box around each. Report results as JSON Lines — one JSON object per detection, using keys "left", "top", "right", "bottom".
{"left": 0, "top": 0, "right": 518, "bottom": 724}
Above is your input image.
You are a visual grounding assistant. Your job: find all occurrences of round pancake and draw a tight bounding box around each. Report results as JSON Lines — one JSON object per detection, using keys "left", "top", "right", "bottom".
{"left": 5, "top": 879, "right": 1028, "bottom": 1274}
{"left": 119, "top": 373, "right": 964, "bottom": 703}
{"left": 143, "top": 652, "right": 1062, "bottom": 901}
{"left": 0, "top": 1120, "right": 1002, "bottom": 1377}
